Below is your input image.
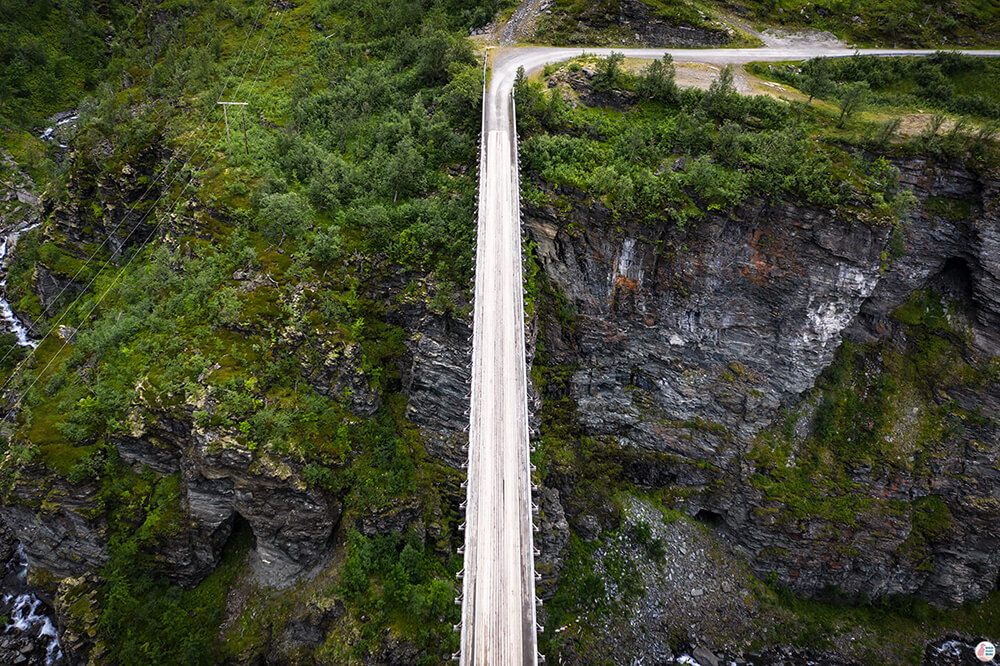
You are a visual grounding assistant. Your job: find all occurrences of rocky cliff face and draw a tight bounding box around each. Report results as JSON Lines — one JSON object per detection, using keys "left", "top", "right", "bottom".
{"left": 0, "top": 303, "right": 471, "bottom": 588}
{"left": 0, "top": 149, "right": 42, "bottom": 231}
{"left": 0, "top": 128, "right": 474, "bottom": 660}
{"left": 527, "top": 156, "right": 1000, "bottom": 607}
{"left": 533, "top": 0, "right": 734, "bottom": 48}
{"left": 46, "top": 142, "right": 165, "bottom": 258}
{"left": 4, "top": 137, "right": 169, "bottom": 335}
{"left": 617, "top": 0, "right": 732, "bottom": 47}
{"left": 400, "top": 301, "right": 472, "bottom": 469}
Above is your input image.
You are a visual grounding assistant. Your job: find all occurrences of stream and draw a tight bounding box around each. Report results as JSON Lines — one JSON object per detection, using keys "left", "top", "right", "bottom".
{"left": 0, "top": 225, "right": 60, "bottom": 665}
{"left": 0, "top": 114, "right": 75, "bottom": 665}
{"left": 0, "top": 222, "right": 40, "bottom": 349}
{"left": 0, "top": 546, "right": 63, "bottom": 665}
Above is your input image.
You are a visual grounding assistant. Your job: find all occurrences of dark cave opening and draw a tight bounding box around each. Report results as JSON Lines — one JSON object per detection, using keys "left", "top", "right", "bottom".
{"left": 219, "top": 513, "right": 256, "bottom": 564}
{"left": 930, "top": 256, "right": 975, "bottom": 311}
{"left": 694, "top": 508, "right": 725, "bottom": 528}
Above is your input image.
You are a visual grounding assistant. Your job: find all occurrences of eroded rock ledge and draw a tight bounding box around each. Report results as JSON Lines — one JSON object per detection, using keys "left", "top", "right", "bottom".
{"left": 528, "top": 156, "right": 1000, "bottom": 607}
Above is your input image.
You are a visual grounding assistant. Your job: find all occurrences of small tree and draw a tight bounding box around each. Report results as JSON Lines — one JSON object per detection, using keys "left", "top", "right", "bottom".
{"left": 384, "top": 136, "right": 426, "bottom": 201}
{"left": 310, "top": 229, "right": 344, "bottom": 265}
{"left": 837, "top": 80, "right": 870, "bottom": 128}
{"left": 870, "top": 117, "right": 902, "bottom": 149}
{"left": 513, "top": 65, "right": 527, "bottom": 96}
{"left": 593, "top": 52, "right": 626, "bottom": 93}
{"left": 513, "top": 65, "right": 546, "bottom": 134}
{"left": 801, "top": 57, "right": 832, "bottom": 105}
{"left": 702, "top": 65, "right": 738, "bottom": 118}
{"left": 637, "top": 54, "right": 677, "bottom": 103}
{"left": 0, "top": 333, "right": 26, "bottom": 371}
{"left": 710, "top": 65, "right": 735, "bottom": 95}
{"left": 256, "top": 191, "right": 314, "bottom": 246}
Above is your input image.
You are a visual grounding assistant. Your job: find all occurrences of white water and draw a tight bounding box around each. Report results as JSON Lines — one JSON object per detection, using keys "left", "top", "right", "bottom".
{"left": 38, "top": 114, "right": 77, "bottom": 143}
{"left": 934, "top": 640, "right": 966, "bottom": 657}
{"left": 2, "top": 546, "right": 63, "bottom": 665}
{"left": 0, "top": 223, "right": 40, "bottom": 348}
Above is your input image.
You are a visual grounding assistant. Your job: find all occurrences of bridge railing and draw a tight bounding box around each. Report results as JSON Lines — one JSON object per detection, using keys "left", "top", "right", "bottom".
{"left": 510, "top": 86, "right": 542, "bottom": 666}
{"left": 454, "top": 47, "right": 490, "bottom": 665}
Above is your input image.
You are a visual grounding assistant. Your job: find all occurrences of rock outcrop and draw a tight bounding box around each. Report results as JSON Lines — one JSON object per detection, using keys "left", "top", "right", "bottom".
{"left": 618, "top": 0, "right": 732, "bottom": 48}
{"left": 123, "top": 410, "right": 341, "bottom": 589}
{"left": 2, "top": 470, "right": 109, "bottom": 581}
{"left": 45, "top": 141, "right": 165, "bottom": 259}
{"left": 527, "top": 156, "right": 1000, "bottom": 606}
{"left": 535, "top": 0, "right": 733, "bottom": 48}
{"left": 0, "top": 272, "right": 472, "bottom": 623}
{"left": 1, "top": 406, "right": 340, "bottom": 592}
{"left": 0, "top": 149, "right": 42, "bottom": 231}
{"left": 403, "top": 312, "right": 472, "bottom": 468}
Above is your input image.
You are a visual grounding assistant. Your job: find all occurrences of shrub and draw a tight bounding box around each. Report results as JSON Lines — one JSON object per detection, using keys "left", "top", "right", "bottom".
{"left": 636, "top": 54, "right": 678, "bottom": 104}
{"left": 255, "top": 192, "right": 315, "bottom": 246}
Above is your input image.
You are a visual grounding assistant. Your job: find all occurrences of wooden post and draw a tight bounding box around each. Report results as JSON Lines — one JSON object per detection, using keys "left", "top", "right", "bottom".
{"left": 241, "top": 105, "right": 249, "bottom": 154}
{"left": 217, "top": 102, "right": 248, "bottom": 154}
{"left": 221, "top": 103, "right": 231, "bottom": 152}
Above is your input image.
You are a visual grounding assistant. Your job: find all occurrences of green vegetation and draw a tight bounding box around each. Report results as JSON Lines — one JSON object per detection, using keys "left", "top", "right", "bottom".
{"left": 516, "top": 56, "right": 922, "bottom": 229}
{"left": 528, "top": 53, "right": 1000, "bottom": 664}
{"left": 760, "top": 582, "right": 1000, "bottom": 663}
{"left": 0, "top": 333, "right": 27, "bottom": 373}
{"left": 532, "top": 292, "right": 999, "bottom": 663}
{"left": 0, "top": 0, "right": 133, "bottom": 128}
{"left": 540, "top": 507, "right": 663, "bottom": 662}
{"left": 748, "top": 287, "right": 990, "bottom": 528}
{"left": 4, "top": 0, "right": 487, "bottom": 462}
{"left": 332, "top": 528, "right": 460, "bottom": 664}
{"left": 2, "top": 1, "right": 999, "bottom": 661}
{"left": 836, "top": 80, "right": 870, "bottom": 127}
{"left": 756, "top": 53, "right": 1000, "bottom": 120}
{"left": 98, "top": 455, "right": 237, "bottom": 664}
{"left": 704, "top": 0, "right": 1000, "bottom": 47}
{"left": 0, "top": 0, "right": 499, "bottom": 660}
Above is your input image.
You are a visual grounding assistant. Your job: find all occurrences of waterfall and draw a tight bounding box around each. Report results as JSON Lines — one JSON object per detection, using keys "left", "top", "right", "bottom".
{"left": 0, "top": 222, "right": 40, "bottom": 348}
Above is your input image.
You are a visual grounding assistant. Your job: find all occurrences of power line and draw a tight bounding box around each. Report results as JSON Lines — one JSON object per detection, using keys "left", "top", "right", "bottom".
{"left": 0, "top": 3, "right": 293, "bottom": 420}
{"left": 0, "top": 0, "right": 275, "bottom": 372}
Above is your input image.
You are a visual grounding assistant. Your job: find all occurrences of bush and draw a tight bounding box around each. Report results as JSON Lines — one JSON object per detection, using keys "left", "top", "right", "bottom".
{"left": 592, "top": 52, "right": 629, "bottom": 93}
{"left": 837, "top": 80, "right": 870, "bottom": 127}
{"left": 636, "top": 54, "right": 678, "bottom": 104}
{"left": 0, "top": 334, "right": 27, "bottom": 371}
{"left": 255, "top": 192, "right": 315, "bottom": 246}
{"left": 701, "top": 65, "right": 739, "bottom": 119}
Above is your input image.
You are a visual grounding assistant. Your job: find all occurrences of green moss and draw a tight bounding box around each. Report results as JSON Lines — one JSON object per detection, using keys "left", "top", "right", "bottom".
{"left": 705, "top": 0, "right": 1000, "bottom": 47}
{"left": 749, "top": 279, "right": 997, "bottom": 528}
{"left": 0, "top": 130, "right": 52, "bottom": 184}
{"left": 924, "top": 196, "right": 974, "bottom": 223}
{"left": 100, "top": 507, "right": 253, "bottom": 664}
{"left": 37, "top": 440, "right": 97, "bottom": 477}
{"left": 759, "top": 574, "right": 1000, "bottom": 664}
{"left": 892, "top": 289, "right": 950, "bottom": 329}
{"left": 897, "top": 495, "right": 952, "bottom": 572}
{"left": 37, "top": 241, "right": 101, "bottom": 282}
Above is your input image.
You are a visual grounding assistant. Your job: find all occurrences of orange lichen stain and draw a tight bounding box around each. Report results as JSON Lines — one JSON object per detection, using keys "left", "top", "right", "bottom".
{"left": 738, "top": 226, "right": 804, "bottom": 285}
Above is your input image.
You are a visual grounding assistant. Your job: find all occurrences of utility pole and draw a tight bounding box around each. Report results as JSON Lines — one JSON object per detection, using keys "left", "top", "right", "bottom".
{"left": 217, "top": 101, "right": 249, "bottom": 154}
{"left": 241, "top": 108, "right": 249, "bottom": 154}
